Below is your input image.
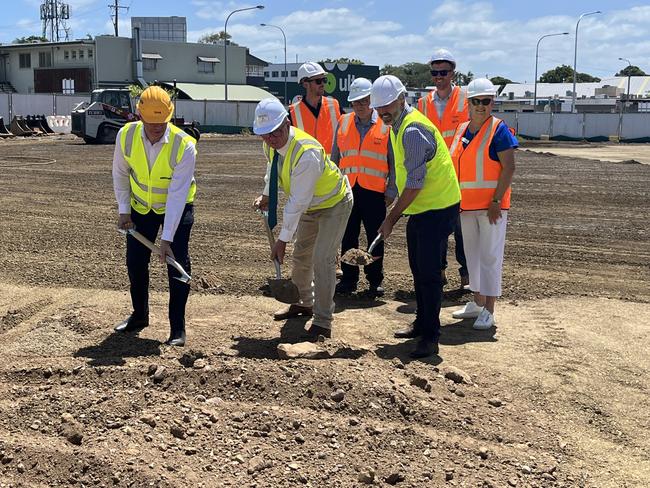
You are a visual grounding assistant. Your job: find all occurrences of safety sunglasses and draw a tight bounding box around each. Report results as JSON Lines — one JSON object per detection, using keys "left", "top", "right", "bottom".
{"left": 470, "top": 98, "right": 493, "bottom": 106}
{"left": 309, "top": 78, "right": 327, "bottom": 85}
{"left": 430, "top": 69, "right": 451, "bottom": 77}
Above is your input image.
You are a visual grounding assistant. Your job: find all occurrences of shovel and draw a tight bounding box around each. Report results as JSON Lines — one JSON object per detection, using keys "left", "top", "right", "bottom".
{"left": 340, "top": 233, "right": 383, "bottom": 266}
{"left": 258, "top": 211, "right": 300, "bottom": 304}
{"left": 117, "top": 228, "right": 192, "bottom": 283}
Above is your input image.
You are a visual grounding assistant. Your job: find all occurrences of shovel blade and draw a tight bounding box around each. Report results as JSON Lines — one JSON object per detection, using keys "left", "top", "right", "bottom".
{"left": 268, "top": 278, "right": 300, "bottom": 304}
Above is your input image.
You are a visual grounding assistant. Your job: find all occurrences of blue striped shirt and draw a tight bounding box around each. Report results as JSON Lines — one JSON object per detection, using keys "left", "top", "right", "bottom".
{"left": 386, "top": 105, "right": 437, "bottom": 198}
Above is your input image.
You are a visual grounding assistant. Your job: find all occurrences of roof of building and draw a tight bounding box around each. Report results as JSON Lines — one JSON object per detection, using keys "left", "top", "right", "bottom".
{"left": 501, "top": 76, "right": 650, "bottom": 99}
{"left": 246, "top": 50, "right": 268, "bottom": 67}
{"left": 164, "top": 82, "right": 274, "bottom": 101}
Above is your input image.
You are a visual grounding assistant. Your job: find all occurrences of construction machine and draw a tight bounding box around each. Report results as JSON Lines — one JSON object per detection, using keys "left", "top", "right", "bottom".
{"left": 71, "top": 88, "right": 200, "bottom": 144}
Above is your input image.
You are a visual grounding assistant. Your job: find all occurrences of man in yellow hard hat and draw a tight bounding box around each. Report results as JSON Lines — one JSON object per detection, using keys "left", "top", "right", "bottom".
{"left": 112, "top": 85, "right": 198, "bottom": 347}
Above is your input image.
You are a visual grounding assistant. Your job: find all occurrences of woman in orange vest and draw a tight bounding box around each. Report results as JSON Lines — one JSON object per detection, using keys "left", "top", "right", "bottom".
{"left": 448, "top": 78, "right": 517, "bottom": 330}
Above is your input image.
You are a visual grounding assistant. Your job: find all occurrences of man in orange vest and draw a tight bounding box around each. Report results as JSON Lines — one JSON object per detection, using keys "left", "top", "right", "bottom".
{"left": 331, "top": 78, "right": 394, "bottom": 298}
{"left": 289, "top": 62, "right": 341, "bottom": 154}
{"left": 418, "top": 49, "right": 469, "bottom": 289}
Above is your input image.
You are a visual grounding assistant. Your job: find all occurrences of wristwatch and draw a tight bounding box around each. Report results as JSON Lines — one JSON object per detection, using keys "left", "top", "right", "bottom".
{"left": 491, "top": 198, "right": 501, "bottom": 204}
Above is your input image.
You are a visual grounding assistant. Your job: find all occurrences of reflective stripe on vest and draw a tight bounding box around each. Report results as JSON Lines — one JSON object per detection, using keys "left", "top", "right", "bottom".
{"left": 263, "top": 127, "right": 348, "bottom": 212}
{"left": 451, "top": 116, "right": 511, "bottom": 210}
{"left": 417, "top": 86, "right": 468, "bottom": 148}
{"left": 391, "top": 109, "right": 460, "bottom": 215}
{"left": 121, "top": 121, "right": 196, "bottom": 215}
{"left": 336, "top": 113, "right": 389, "bottom": 193}
{"left": 289, "top": 97, "right": 340, "bottom": 154}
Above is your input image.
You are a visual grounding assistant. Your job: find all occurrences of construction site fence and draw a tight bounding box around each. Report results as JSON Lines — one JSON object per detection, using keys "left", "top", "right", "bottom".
{"left": 498, "top": 111, "right": 650, "bottom": 142}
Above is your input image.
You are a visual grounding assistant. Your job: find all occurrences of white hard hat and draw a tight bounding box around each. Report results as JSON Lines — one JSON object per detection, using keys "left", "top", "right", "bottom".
{"left": 370, "top": 75, "right": 406, "bottom": 108}
{"left": 347, "top": 77, "right": 372, "bottom": 102}
{"left": 466, "top": 78, "right": 497, "bottom": 98}
{"left": 253, "top": 97, "right": 288, "bottom": 135}
{"left": 429, "top": 48, "right": 456, "bottom": 69}
{"left": 297, "top": 61, "right": 326, "bottom": 82}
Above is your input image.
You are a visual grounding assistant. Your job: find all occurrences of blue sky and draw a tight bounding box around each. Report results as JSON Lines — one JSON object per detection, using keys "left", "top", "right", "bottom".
{"left": 3, "top": 1, "right": 650, "bottom": 82}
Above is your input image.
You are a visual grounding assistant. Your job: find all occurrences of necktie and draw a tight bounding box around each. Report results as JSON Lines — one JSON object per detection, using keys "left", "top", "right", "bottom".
{"left": 267, "top": 150, "right": 279, "bottom": 231}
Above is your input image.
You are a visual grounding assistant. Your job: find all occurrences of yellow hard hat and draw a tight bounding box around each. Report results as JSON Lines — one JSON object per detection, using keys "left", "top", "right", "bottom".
{"left": 137, "top": 86, "right": 174, "bottom": 123}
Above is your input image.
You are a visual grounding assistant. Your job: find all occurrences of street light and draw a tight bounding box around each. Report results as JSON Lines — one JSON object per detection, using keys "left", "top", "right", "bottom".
{"left": 571, "top": 10, "right": 601, "bottom": 113}
{"left": 260, "top": 23, "right": 287, "bottom": 105}
{"left": 618, "top": 57, "right": 632, "bottom": 112}
{"left": 534, "top": 32, "right": 569, "bottom": 111}
{"left": 224, "top": 5, "right": 264, "bottom": 102}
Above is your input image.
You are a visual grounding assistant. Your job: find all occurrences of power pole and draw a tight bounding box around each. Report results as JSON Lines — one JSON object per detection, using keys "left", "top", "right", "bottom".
{"left": 109, "top": 0, "right": 129, "bottom": 37}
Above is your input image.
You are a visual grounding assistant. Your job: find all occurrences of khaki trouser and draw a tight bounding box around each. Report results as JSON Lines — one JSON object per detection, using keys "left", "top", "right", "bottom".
{"left": 292, "top": 194, "right": 353, "bottom": 329}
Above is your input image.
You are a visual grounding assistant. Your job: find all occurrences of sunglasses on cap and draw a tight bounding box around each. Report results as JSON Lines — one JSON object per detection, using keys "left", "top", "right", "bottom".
{"left": 309, "top": 78, "right": 327, "bottom": 85}
{"left": 470, "top": 98, "right": 493, "bottom": 106}
{"left": 430, "top": 69, "right": 451, "bottom": 77}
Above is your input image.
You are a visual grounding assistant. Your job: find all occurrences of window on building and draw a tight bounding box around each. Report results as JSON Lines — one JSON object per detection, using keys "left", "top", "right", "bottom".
{"left": 264, "top": 71, "right": 269, "bottom": 77}
{"left": 88, "top": 49, "right": 93, "bottom": 59}
{"left": 281, "top": 71, "right": 287, "bottom": 77}
{"left": 290, "top": 70, "right": 298, "bottom": 77}
{"left": 271, "top": 71, "right": 279, "bottom": 78}
{"left": 19, "top": 53, "right": 31, "bottom": 69}
{"left": 64, "top": 51, "right": 69, "bottom": 60}
{"left": 79, "top": 50, "right": 84, "bottom": 59}
{"left": 71, "top": 51, "right": 76, "bottom": 59}
{"left": 38, "top": 51, "right": 52, "bottom": 67}
{"left": 198, "top": 60, "right": 214, "bottom": 73}
{"left": 143, "top": 58, "right": 157, "bottom": 71}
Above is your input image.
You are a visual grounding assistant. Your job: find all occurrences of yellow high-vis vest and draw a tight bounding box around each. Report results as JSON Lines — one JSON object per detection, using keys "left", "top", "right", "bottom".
{"left": 263, "top": 127, "right": 348, "bottom": 212}
{"left": 391, "top": 108, "right": 460, "bottom": 215}
{"left": 120, "top": 121, "right": 197, "bottom": 215}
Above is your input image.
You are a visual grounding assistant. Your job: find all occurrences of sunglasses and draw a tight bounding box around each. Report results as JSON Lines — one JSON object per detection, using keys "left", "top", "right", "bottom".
{"left": 430, "top": 69, "right": 451, "bottom": 77}
{"left": 309, "top": 78, "right": 327, "bottom": 85}
{"left": 470, "top": 98, "right": 493, "bottom": 106}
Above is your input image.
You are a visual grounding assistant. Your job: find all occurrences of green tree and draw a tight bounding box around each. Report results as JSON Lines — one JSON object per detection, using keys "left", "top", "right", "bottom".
{"left": 540, "top": 64, "right": 600, "bottom": 83}
{"left": 454, "top": 71, "right": 474, "bottom": 86}
{"left": 319, "top": 58, "right": 364, "bottom": 65}
{"left": 490, "top": 76, "right": 513, "bottom": 86}
{"left": 13, "top": 35, "right": 48, "bottom": 44}
{"left": 381, "top": 62, "right": 430, "bottom": 88}
{"left": 198, "top": 31, "right": 237, "bottom": 45}
{"left": 616, "top": 65, "right": 646, "bottom": 76}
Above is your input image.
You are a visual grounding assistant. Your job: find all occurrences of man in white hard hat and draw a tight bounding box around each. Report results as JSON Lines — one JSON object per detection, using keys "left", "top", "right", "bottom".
{"left": 289, "top": 61, "right": 341, "bottom": 155}
{"left": 253, "top": 97, "right": 353, "bottom": 339}
{"left": 331, "top": 77, "right": 395, "bottom": 298}
{"left": 372, "top": 75, "right": 461, "bottom": 358}
{"left": 448, "top": 78, "right": 517, "bottom": 331}
{"left": 418, "top": 48, "right": 470, "bottom": 291}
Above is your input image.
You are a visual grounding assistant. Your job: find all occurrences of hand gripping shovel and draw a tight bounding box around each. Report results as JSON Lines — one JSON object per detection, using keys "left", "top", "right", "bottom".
{"left": 340, "top": 233, "right": 383, "bottom": 266}
{"left": 258, "top": 211, "right": 300, "bottom": 304}
{"left": 117, "top": 228, "right": 191, "bottom": 283}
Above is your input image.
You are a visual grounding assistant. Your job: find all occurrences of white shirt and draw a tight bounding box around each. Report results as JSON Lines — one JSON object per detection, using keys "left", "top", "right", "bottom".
{"left": 263, "top": 126, "right": 324, "bottom": 243}
{"left": 112, "top": 124, "right": 197, "bottom": 242}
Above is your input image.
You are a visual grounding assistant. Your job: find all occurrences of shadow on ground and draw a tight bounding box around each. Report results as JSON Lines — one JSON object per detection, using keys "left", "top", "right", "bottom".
{"left": 74, "top": 331, "right": 162, "bottom": 366}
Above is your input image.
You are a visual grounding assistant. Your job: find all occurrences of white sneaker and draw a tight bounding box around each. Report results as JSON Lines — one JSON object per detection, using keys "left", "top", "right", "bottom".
{"left": 473, "top": 308, "right": 495, "bottom": 330}
{"left": 452, "top": 301, "right": 483, "bottom": 319}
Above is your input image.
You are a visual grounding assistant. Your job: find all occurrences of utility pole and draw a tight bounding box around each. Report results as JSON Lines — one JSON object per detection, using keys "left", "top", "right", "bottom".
{"left": 40, "top": 0, "right": 71, "bottom": 42}
{"left": 109, "top": 0, "right": 129, "bottom": 37}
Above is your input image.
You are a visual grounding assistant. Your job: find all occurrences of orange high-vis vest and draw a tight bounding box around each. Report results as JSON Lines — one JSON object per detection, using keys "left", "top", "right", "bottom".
{"left": 289, "top": 96, "right": 341, "bottom": 154}
{"left": 417, "top": 85, "right": 468, "bottom": 148}
{"left": 336, "top": 113, "right": 390, "bottom": 193}
{"left": 449, "top": 116, "right": 511, "bottom": 211}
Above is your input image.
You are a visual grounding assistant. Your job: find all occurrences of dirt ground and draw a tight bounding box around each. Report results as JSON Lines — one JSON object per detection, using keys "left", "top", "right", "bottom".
{"left": 523, "top": 142, "right": 650, "bottom": 165}
{"left": 0, "top": 134, "right": 648, "bottom": 487}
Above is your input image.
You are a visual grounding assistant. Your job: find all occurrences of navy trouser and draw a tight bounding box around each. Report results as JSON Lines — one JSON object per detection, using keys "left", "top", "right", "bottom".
{"left": 441, "top": 217, "right": 468, "bottom": 278}
{"left": 127, "top": 204, "right": 193, "bottom": 335}
{"left": 407, "top": 203, "right": 459, "bottom": 342}
{"left": 340, "top": 184, "right": 385, "bottom": 287}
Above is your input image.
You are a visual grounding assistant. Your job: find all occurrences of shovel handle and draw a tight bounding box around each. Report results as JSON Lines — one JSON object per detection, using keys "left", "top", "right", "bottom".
{"left": 273, "top": 259, "right": 282, "bottom": 279}
{"left": 367, "top": 234, "right": 384, "bottom": 254}
{"left": 260, "top": 212, "right": 276, "bottom": 249}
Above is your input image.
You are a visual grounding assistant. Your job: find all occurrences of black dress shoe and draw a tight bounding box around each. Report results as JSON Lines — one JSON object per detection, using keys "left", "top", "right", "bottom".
{"left": 335, "top": 281, "right": 357, "bottom": 295}
{"left": 307, "top": 324, "right": 332, "bottom": 339}
{"left": 409, "top": 339, "right": 439, "bottom": 358}
{"left": 165, "top": 331, "right": 186, "bottom": 347}
{"left": 114, "top": 316, "right": 149, "bottom": 333}
{"left": 394, "top": 322, "right": 421, "bottom": 339}
{"left": 367, "top": 285, "right": 385, "bottom": 298}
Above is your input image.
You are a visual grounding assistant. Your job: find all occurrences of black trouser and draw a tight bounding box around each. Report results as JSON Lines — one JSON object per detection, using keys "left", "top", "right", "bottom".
{"left": 340, "top": 184, "right": 385, "bottom": 287}
{"left": 127, "top": 204, "right": 194, "bottom": 335}
{"left": 407, "top": 203, "right": 459, "bottom": 342}
{"left": 441, "top": 217, "right": 468, "bottom": 278}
